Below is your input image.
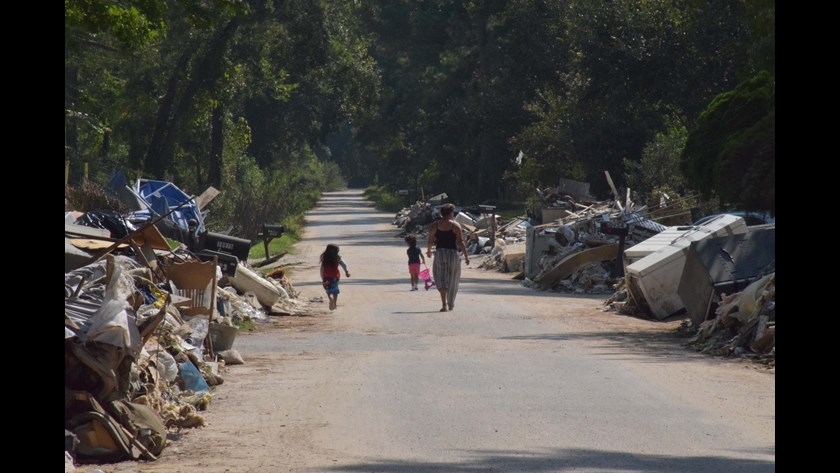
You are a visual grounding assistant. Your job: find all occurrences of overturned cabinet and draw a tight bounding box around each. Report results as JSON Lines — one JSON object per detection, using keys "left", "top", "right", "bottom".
{"left": 678, "top": 225, "right": 776, "bottom": 325}
{"left": 625, "top": 215, "right": 748, "bottom": 319}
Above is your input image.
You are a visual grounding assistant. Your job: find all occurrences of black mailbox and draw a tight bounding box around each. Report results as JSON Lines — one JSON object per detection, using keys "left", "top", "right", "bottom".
{"left": 201, "top": 231, "right": 252, "bottom": 262}
{"left": 259, "top": 224, "right": 285, "bottom": 260}
{"left": 263, "top": 224, "right": 285, "bottom": 238}
{"left": 599, "top": 220, "right": 629, "bottom": 237}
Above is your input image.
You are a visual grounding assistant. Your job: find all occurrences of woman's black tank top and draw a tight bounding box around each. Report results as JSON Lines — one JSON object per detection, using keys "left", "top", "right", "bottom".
{"left": 435, "top": 223, "right": 457, "bottom": 249}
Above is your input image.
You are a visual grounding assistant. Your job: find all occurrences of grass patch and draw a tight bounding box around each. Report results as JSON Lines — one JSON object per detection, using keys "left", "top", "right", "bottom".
{"left": 248, "top": 233, "right": 299, "bottom": 260}
{"left": 247, "top": 214, "right": 304, "bottom": 260}
{"left": 363, "top": 185, "right": 405, "bottom": 212}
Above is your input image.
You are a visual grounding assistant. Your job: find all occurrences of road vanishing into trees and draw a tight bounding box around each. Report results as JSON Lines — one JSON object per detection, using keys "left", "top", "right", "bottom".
{"left": 89, "top": 189, "right": 774, "bottom": 473}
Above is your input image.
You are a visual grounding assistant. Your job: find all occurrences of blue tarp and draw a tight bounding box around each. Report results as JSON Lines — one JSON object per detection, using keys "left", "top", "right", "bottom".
{"left": 132, "top": 179, "right": 206, "bottom": 236}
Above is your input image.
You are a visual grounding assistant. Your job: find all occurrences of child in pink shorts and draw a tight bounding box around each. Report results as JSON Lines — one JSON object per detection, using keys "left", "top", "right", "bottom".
{"left": 405, "top": 234, "right": 425, "bottom": 291}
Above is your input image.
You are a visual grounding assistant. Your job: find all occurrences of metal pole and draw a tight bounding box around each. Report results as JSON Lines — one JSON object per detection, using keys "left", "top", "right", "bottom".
{"left": 613, "top": 233, "right": 626, "bottom": 278}
{"left": 490, "top": 213, "right": 497, "bottom": 248}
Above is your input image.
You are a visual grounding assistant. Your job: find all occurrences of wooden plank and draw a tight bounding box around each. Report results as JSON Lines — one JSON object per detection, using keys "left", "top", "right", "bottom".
{"left": 195, "top": 186, "right": 221, "bottom": 210}
{"left": 604, "top": 171, "right": 620, "bottom": 201}
{"left": 69, "top": 239, "right": 128, "bottom": 250}
{"left": 534, "top": 243, "right": 619, "bottom": 288}
{"left": 130, "top": 223, "right": 170, "bottom": 250}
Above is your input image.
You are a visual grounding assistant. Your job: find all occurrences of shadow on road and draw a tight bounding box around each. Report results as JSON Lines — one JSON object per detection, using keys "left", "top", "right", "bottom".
{"left": 391, "top": 310, "right": 448, "bottom": 315}
{"left": 304, "top": 215, "right": 395, "bottom": 225}
{"left": 326, "top": 447, "right": 774, "bottom": 473}
{"left": 459, "top": 277, "right": 610, "bottom": 301}
{"left": 499, "top": 328, "right": 710, "bottom": 364}
{"left": 309, "top": 199, "right": 372, "bottom": 208}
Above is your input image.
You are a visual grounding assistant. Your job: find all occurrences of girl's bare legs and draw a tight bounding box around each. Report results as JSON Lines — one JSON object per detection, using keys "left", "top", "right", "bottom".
{"left": 438, "top": 287, "right": 448, "bottom": 311}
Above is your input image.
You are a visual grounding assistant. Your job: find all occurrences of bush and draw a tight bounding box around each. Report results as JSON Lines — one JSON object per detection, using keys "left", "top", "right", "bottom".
{"left": 322, "top": 161, "right": 347, "bottom": 191}
{"left": 363, "top": 185, "right": 404, "bottom": 212}
{"left": 65, "top": 181, "right": 129, "bottom": 213}
{"left": 206, "top": 149, "right": 335, "bottom": 240}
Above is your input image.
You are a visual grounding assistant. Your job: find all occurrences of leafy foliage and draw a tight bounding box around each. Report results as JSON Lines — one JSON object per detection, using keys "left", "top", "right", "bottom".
{"left": 363, "top": 186, "right": 405, "bottom": 213}
{"left": 681, "top": 71, "right": 775, "bottom": 213}
{"left": 66, "top": 0, "right": 775, "bottom": 233}
{"left": 623, "top": 116, "right": 688, "bottom": 203}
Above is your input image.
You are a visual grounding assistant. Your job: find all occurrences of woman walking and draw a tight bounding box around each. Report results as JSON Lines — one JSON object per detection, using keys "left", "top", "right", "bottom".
{"left": 426, "top": 203, "right": 470, "bottom": 312}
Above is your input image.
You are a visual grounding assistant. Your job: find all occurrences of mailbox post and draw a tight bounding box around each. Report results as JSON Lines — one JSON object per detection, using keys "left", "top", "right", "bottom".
{"left": 600, "top": 219, "right": 629, "bottom": 278}
{"left": 261, "top": 224, "right": 285, "bottom": 261}
{"left": 478, "top": 204, "right": 497, "bottom": 248}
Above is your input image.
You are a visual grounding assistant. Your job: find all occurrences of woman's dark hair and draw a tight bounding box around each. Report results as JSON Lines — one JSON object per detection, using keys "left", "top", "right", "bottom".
{"left": 440, "top": 203, "right": 455, "bottom": 217}
{"left": 320, "top": 244, "right": 340, "bottom": 265}
{"left": 404, "top": 234, "right": 417, "bottom": 247}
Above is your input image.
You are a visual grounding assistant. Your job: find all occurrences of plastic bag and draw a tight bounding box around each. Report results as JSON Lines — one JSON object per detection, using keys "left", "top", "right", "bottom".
{"left": 178, "top": 361, "right": 210, "bottom": 393}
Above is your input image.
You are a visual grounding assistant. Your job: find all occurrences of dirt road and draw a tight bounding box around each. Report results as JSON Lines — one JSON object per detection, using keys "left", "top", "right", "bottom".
{"left": 81, "top": 190, "right": 774, "bottom": 473}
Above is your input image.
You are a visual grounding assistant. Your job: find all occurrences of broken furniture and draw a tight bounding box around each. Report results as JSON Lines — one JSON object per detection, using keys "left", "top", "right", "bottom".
{"left": 625, "top": 214, "right": 748, "bottom": 319}
{"left": 678, "top": 226, "right": 775, "bottom": 325}
{"left": 166, "top": 257, "right": 218, "bottom": 351}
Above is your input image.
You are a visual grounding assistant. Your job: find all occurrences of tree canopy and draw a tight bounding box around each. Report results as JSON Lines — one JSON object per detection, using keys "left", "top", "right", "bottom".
{"left": 66, "top": 0, "right": 775, "bottom": 230}
{"left": 681, "top": 71, "right": 775, "bottom": 213}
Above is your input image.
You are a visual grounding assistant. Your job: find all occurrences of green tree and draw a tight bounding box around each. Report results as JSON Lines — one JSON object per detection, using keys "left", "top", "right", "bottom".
{"left": 623, "top": 116, "right": 688, "bottom": 202}
{"left": 681, "top": 71, "right": 775, "bottom": 213}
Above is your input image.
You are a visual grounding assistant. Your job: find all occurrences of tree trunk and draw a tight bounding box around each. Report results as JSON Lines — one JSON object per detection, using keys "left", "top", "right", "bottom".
{"left": 208, "top": 105, "right": 225, "bottom": 188}
{"left": 65, "top": 65, "right": 79, "bottom": 164}
{"left": 475, "top": 5, "right": 492, "bottom": 199}
{"left": 128, "top": 124, "right": 146, "bottom": 174}
{"left": 100, "top": 129, "right": 111, "bottom": 162}
{"left": 146, "top": 17, "right": 243, "bottom": 179}
{"left": 145, "top": 44, "right": 198, "bottom": 178}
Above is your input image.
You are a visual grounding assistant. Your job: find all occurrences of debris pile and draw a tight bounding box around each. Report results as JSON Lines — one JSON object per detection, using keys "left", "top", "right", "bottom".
{"left": 554, "top": 261, "right": 615, "bottom": 294}
{"left": 393, "top": 199, "right": 516, "bottom": 257}
{"left": 389, "top": 181, "right": 777, "bottom": 363}
{"left": 685, "top": 274, "right": 775, "bottom": 362}
{"left": 603, "top": 278, "right": 635, "bottom": 314}
{"left": 605, "top": 215, "right": 775, "bottom": 362}
{"left": 65, "top": 255, "right": 211, "bottom": 464}
{"left": 65, "top": 177, "right": 308, "bottom": 468}
{"left": 393, "top": 201, "right": 436, "bottom": 236}
{"left": 522, "top": 199, "right": 664, "bottom": 294}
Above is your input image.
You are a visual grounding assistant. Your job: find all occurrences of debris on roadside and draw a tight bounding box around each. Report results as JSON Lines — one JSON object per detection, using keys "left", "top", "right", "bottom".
{"left": 396, "top": 178, "right": 776, "bottom": 366}
{"left": 685, "top": 274, "right": 775, "bottom": 363}
{"left": 64, "top": 180, "right": 314, "bottom": 468}
{"left": 393, "top": 200, "right": 436, "bottom": 236}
